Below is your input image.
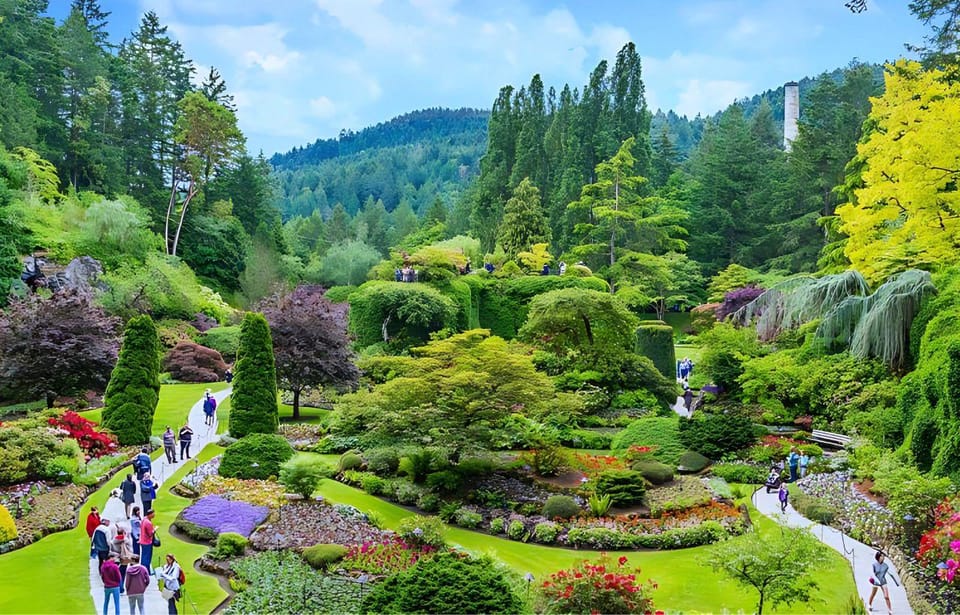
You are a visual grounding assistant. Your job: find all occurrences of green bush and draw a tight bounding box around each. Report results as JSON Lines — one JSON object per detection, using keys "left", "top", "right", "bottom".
{"left": 362, "top": 552, "right": 523, "bottom": 615}
{"left": 338, "top": 452, "right": 363, "bottom": 473}
{"left": 417, "top": 493, "right": 442, "bottom": 512}
{"left": 398, "top": 449, "right": 438, "bottom": 483}
{"left": 397, "top": 515, "right": 446, "bottom": 548}
{"left": 44, "top": 455, "right": 79, "bottom": 483}
{"left": 211, "top": 532, "right": 248, "bottom": 559}
{"left": 489, "top": 518, "right": 505, "bottom": 534}
{"left": 279, "top": 456, "right": 328, "bottom": 499}
{"left": 101, "top": 315, "right": 161, "bottom": 445}
{"left": 360, "top": 473, "right": 387, "bottom": 495}
{"left": 528, "top": 445, "right": 567, "bottom": 477}
{"left": 632, "top": 460, "right": 675, "bottom": 485}
{"left": 200, "top": 325, "right": 241, "bottom": 362}
{"left": 678, "top": 412, "right": 758, "bottom": 459}
{"left": 588, "top": 493, "right": 612, "bottom": 517}
{"left": 698, "top": 323, "right": 763, "bottom": 393}
{"left": 426, "top": 470, "right": 462, "bottom": 493}
{"left": 710, "top": 463, "right": 767, "bottom": 484}
{"left": 677, "top": 451, "right": 711, "bottom": 473}
{"left": 507, "top": 519, "right": 526, "bottom": 541}
{"left": 595, "top": 470, "right": 646, "bottom": 507}
{"left": 455, "top": 508, "right": 483, "bottom": 528}
{"left": 219, "top": 434, "right": 294, "bottom": 479}
{"left": 611, "top": 417, "right": 684, "bottom": 464}
{"left": 392, "top": 481, "right": 426, "bottom": 506}
{"left": 174, "top": 518, "right": 218, "bottom": 543}
{"left": 542, "top": 495, "right": 581, "bottom": 520}
{"left": 229, "top": 313, "right": 279, "bottom": 438}
{"left": 364, "top": 447, "right": 400, "bottom": 476}
{"left": 302, "top": 543, "right": 349, "bottom": 570}
{"left": 636, "top": 322, "right": 676, "bottom": 379}
{"left": 0, "top": 503, "right": 17, "bottom": 543}
{"left": 534, "top": 521, "right": 560, "bottom": 543}
{"left": 455, "top": 456, "right": 498, "bottom": 478}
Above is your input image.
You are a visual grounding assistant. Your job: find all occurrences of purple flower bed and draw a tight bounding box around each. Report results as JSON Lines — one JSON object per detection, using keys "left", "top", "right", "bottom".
{"left": 181, "top": 495, "right": 269, "bottom": 537}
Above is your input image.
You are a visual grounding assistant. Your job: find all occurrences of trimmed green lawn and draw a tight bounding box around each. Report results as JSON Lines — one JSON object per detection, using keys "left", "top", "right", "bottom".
{"left": 83, "top": 382, "right": 229, "bottom": 436}
{"left": 0, "top": 442, "right": 228, "bottom": 614}
{"left": 279, "top": 402, "right": 329, "bottom": 425}
{"left": 313, "top": 479, "right": 856, "bottom": 613}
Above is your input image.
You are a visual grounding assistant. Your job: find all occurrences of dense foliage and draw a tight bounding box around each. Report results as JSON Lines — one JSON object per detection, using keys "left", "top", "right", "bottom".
{"left": 219, "top": 434, "right": 294, "bottom": 480}
{"left": 162, "top": 341, "right": 228, "bottom": 383}
{"left": 229, "top": 313, "right": 278, "bottom": 438}
{"left": 100, "top": 315, "right": 161, "bottom": 444}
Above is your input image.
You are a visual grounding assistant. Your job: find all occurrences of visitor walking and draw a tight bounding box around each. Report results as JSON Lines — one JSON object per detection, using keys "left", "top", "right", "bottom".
{"left": 129, "top": 507, "right": 142, "bottom": 557}
{"left": 100, "top": 554, "right": 122, "bottom": 615}
{"left": 558, "top": 261, "right": 567, "bottom": 275}
{"left": 678, "top": 357, "right": 694, "bottom": 382}
{"left": 86, "top": 507, "right": 101, "bottom": 557}
{"left": 133, "top": 448, "right": 151, "bottom": 481}
{"left": 799, "top": 451, "right": 810, "bottom": 478}
{"left": 683, "top": 385, "right": 694, "bottom": 412}
{"left": 868, "top": 551, "right": 898, "bottom": 614}
{"left": 778, "top": 483, "right": 789, "bottom": 512}
{"left": 202, "top": 391, "right": 217, "bottom": 427}
{"left": 139, "top": 473, "right": 156, "bottom": 514}
{"left": 120, "top": 474, "right": 137, "bottom": 519}
{"left": 139, "top": 511, "right": 156, "bottom": 574}
{"left": 224, "top": 368, "right": 233, "bottom": 383}
{"left": 111, "top": 528, "right": 135, "bottom": 592}
{"left": 158, "top": 553, "right": 183, "bottom": 614}
{"left": 162, "top": 426, "right": 177, "bottom": 463}
{"left": 124, "top": 554, "right": 150, "bottom": 615}
{"left": 787, "top": 447, "right": 800, "bottom": 482}
{"left": 92, "top": 518, "right": 112, "bottom": 566}
{"left": 178, "top": 424, "right": 193, "bottom": 460}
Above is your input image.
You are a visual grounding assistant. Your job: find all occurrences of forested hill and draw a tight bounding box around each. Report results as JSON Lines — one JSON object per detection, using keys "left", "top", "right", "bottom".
{"left": 271, "top": 108, "right": 489, "bottom": 219}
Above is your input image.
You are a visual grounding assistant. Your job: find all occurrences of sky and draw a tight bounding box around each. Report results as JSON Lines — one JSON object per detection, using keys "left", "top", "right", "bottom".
{"left": 49, "top": 0, "right": 931, "bottom": 155}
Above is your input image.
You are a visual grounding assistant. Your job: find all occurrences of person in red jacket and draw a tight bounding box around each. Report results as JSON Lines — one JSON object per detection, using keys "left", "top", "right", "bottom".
{"left": 100, "top": 554, "right": 122, "bottom": 615}
{"left": 86, "top": 507, "right": 101, "bottom": 558}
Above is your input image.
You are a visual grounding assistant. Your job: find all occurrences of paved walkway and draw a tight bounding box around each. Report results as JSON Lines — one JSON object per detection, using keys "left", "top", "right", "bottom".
{"left": 88, "top": 388, "right": 230, "bottom": 615}
{"left": 753, "top": 486, "right": 913, "bottom": 615}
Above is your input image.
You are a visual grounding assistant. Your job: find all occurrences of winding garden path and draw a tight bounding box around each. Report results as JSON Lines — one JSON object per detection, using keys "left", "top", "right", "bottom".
{"left": 753, "top": 486, "right": 913, "bottom": 614}
{"left": 88, "top": 387, "right": 231, "bottom": 615}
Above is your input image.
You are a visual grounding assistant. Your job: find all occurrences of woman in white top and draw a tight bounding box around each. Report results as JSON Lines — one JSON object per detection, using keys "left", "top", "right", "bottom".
{"left": 158, "top": 553, "right": 182, "bottom": 614}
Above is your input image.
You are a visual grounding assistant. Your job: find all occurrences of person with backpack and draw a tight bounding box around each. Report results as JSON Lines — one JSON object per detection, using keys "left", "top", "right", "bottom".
{"left": 124, "top": 554, "right": 151, "bottom": 615}
{"left": 178, "top": 423, "right": 194, "bottom": 460}
{"left": 139, "top": 473, "right": 156, "bottom": 514}
{"left": 133, "top": 448, "right": 151, "bottom": 481}
{"left": 158, "top": 553, "right": 184, "bottom": 614}
{"left": 202, "top": 391, "right": 217, "bottom": 426}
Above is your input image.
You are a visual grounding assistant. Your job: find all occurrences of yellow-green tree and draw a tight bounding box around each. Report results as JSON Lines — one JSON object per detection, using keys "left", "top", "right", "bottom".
{"left": 837, "top": 60, "right": 960, "bottom": 284}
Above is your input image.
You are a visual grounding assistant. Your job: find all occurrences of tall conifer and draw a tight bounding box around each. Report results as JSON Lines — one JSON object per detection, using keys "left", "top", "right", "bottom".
{"left": 101, "top": 315, "right": 161, "bottom": 444}
{"left": 229, "top": 312, "right": 278, "bottom": 438}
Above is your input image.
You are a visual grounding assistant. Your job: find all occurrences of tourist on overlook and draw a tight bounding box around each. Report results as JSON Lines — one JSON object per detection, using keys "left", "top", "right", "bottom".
{"left": 86, "top": 506, "right": 101, "bottom": 557}
{"left": 139, "top": 473, "right": 156, "bottom": 514}
{"left": 133, "top": 448, "right": 151, "bottom": 481}
{"left": 540, "top": 263, "right": 550, "bottom": 275}
{"left": 129, "top": 506, "right": 142, "bottom": 557}
{"left": 92, "top": 518, "right": 112, "bottom": 566}
{"left": 138, "top": 511, "right": 156, "bottom": 574}
{"left": 558, "top": 261, "right": 567, "bottom": 275}
{"left": 124, "top": 554, "right": 150, "bottom": 615}
{"left": 120, "top": 474, "right": 137, "bottom": 519}
{"left": 162, "top": 426, "right": 177, "bottom": 463}
{"left": 178, "top": 423, "right": 194, "bottom": 460}
{"left": 100, "top": 554, "right": 122, "bottom": 615}
{"left": 158, "top": 553, "right": 183, "bottom": 614}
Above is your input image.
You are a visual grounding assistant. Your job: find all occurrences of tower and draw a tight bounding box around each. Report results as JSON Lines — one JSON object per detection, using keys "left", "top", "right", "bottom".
{"left": 783, "top": 81, "right": 799, "bottom": 151}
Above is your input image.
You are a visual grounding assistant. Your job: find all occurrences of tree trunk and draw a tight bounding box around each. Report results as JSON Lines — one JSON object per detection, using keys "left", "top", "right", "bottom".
{"left": 581, "top": 314, "right": 594, "bottom": 345}
{"left": 45, "top": 390, "right": 56, "bottom": 409}
{"left": 170, "top": 181, "right": 198, "bottom": 257}
{"left": 164, "top": 180, "right": 178, "bottom": 255}
{"left": 292, "top": 389, "right": 300, "bottom": 421}
{"left": 381, "top": 313, "right": 392, "bottom": 342}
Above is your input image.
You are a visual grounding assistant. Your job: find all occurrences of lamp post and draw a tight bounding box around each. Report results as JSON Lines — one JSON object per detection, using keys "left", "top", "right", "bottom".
{"left": 524, "top": 572, "right": 534, "bottom": 603}
{"left": 413, "top": 527, "right": 423, "bottom": 545}
{"left": 357, "top": 574, "right": 369, "bottom": 604}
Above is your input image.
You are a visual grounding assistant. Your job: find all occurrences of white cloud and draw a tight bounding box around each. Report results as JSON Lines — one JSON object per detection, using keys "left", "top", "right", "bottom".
{"left": 309, "top": 96, "right": 337, "bottom": 119}
{"left": 676, "top": 79, "right": 753, "bottom": 117}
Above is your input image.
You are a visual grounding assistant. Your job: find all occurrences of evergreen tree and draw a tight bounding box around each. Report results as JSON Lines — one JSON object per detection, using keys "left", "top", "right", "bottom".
{"left": 498, "top": 177, "right": 551, "bottom": 257}
{"left": 101, "top": 315, "right": 161, "bottom": 445}
{"left": 229, "top": 312, "right": 279, "bottom": 438}
{"left": 424, "top": 197, "right": 447, "bottom": 224}
{"left": 324, "top": 203, "right": 353, "bottom": 248}
{"left": 200, "top": 65, "right": 235, "bottom": 111}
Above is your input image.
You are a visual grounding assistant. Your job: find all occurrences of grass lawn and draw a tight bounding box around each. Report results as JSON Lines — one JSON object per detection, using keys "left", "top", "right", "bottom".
{"left": 82, "top": 382, "right": 229, "bottom": 436}
{"left": 0, "top": 442, "right": 228, "bottom": 614}
{"left": 278, "top": 402, "right": 329, "bottom": 425}
{"left": 312, "top": 477, "right": 857, "bottom": 613}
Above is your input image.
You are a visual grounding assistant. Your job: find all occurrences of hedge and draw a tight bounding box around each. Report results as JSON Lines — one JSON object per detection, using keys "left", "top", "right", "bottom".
{"left": 636, "top": 321, "right": 676, "bottom": 380}
{"left": 219, "top": 433, "right": 294, "bottom": 479}
{"left": 348, "top": 281, "right": 458, "bottom": 349}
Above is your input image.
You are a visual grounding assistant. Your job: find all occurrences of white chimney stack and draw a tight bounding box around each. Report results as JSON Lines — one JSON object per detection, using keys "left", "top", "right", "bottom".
{"left": 784, "top": 81, "right": 799, "bottom": 151}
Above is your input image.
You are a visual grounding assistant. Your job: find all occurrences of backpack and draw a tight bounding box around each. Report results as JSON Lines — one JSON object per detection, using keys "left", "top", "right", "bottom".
{"left": 178, "top": 567, "right": 186, "bottom": 585}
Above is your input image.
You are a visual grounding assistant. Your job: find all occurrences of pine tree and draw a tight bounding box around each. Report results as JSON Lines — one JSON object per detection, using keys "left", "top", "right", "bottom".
{"left": 229, "top": 312, "right": 279, "bottom": 438}
{"left": 200, "top": 66, "right": 236, "bottom": 111}
{"left": 101, "top": 315, "right": 161, "bottom": 445}
{"left": 498, "top": 177, "right": 550, "bottom": 257}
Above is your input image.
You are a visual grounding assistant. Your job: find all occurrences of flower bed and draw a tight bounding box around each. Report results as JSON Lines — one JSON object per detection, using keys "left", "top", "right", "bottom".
{"left": 180, "top": 495, "right": 269, "bottom": 538}
{"left": 181, "top": 457, "right": 222, "bottom": 490}
{"left": 279, "top": 424, "right": 325, "bottom": 449}
{"left": 249, "top": 501, "right": 386, "bottom": 551}
{"left": 198, "top": 475, "right": 285, "bottom": 508}
{"left": 340, "top": 536, "right": 437, "bottom": 575}
{"left": 796, "top": 471, "right": 896, "bottom": 545}
{"left": 0, "top": 482, "right": 88, "bottom": 552}
{"left": 643, "top": 476, "right": 713, "bottom": 517}
{"left": 47, "top": 411, "right": 117, "bottom": 458}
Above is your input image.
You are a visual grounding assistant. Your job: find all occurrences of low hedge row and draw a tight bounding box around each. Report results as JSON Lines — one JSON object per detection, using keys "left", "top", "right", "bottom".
{"left": 565, "top": 520, "right": 732, "bottom": 550}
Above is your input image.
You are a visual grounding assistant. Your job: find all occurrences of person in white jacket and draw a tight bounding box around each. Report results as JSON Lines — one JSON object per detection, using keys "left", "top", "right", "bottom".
{"left": 158, "top": 553, "right": 182, "bottom": 614}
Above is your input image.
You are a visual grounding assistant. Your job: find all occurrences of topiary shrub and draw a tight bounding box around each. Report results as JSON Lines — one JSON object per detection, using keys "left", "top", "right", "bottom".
{"left": 677, "top": 450, "right": 711, "bottom": 473}
{"left": 632, "top": 460, "right": 675, "bottom": 485}
{"left": 101, "top": 315, "right": 161, "bottom": 445}
{"left": 0, "top": 503, "right": 17, "bottom": 543}
{"left": 279, "top": 456, "right": 329, "bottom": 499}
{"left": 229, "top": 313, "right": 278, "bottom": 438}
{"left": 302, "top": 543, "right": 349, "bottom": 570}
{"left": 542, "top": 495, "right": 581, "bottom": 520}
{"left": 678, "top": 412, "right": 758, "bottom": 459}
{"left": 338, "top": 452, "right": 363, "bottom": 473}
{"left": 362, "top": 552, "right": 523, "bottom": 615}
{"left": 162, "top": 341, "right": 228, "bottom": 383}
{"left": 635, "top": 321, "right": 676, "bottom": 380}
{"left": 595, "top": 470, "right": 646, "bottom": 507}
{"left": 211, "top": 532, "right": 248, "bottom": 559}
{"left": 219, "top": 434, "right": 294, "bottom": 480}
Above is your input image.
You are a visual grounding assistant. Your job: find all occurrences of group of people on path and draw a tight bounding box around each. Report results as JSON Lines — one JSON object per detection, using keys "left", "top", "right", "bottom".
{"left": 764, "top": 447, "right": 813, "bottom": 512}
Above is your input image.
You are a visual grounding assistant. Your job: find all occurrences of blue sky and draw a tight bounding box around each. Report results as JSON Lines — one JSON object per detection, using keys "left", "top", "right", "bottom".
{"left": 51, "top": 1, "right": 930, "bottom": 155}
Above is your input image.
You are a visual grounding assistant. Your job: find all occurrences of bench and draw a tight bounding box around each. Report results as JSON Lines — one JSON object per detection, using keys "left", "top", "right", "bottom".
{"left": 810, "top": 429, "right": 852, "bottom": 448}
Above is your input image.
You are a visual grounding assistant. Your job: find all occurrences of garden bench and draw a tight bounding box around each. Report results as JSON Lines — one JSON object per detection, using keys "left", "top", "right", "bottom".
{"left": 809, "top": 429, "right": 852, "bottom": 448}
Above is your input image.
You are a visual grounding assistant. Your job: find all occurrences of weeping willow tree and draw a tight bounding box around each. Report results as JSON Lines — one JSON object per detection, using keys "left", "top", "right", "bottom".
{"left": 732, "top": 269, "right": 935, "bottom": 370}
{"left": 818, "top": 270, "right": 936, "bottom": 371}
{"left": 731, "top": 270, "right": 869, "bottom": 341}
